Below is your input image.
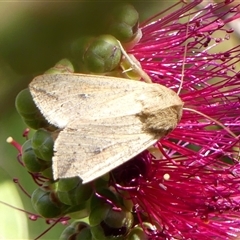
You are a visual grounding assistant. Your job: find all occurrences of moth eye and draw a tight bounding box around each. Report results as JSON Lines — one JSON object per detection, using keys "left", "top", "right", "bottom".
{"left": 164, "top": 128, "right": 174, "bottom": 136}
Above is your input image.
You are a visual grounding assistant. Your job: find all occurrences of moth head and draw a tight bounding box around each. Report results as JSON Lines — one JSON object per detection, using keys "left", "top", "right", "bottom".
{"left": 141, "top": 100, "right": 183, "bottom": 137}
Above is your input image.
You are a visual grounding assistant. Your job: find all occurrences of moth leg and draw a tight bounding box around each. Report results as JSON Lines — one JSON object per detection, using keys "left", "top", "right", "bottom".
{"left": 117, "top": 40, "right": 152, "bottom": 83}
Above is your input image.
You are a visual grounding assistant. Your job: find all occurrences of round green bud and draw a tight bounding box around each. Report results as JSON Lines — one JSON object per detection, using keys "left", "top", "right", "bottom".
{"left": 67, "top": 202, "right": 89, "bottom": 219}
{"left": 21, "top": 118, "right": 47, "bottom": 130}
{"left": 60, "top": 221, "right": 92, "bottom": 240}
{"left": 89, "top": 203, "right": 111, "bottom": 227}
{"left": 94, "top": 174, "right": 109, "bottom": 189}
{"left": 84, "top": 35, "right": 121, "bottom": 73}
{"left": 15, "top": 88, "right": 40, "bottom": 120}
{"left": 122, "top": 192, "right": 134, "bottom": 212}
{"left": 106, "top": 4, "right": 139, "bottom": 43}
{"left": 126, "top": 226, "right": 148, "bottom": 240}
{"left": 15, "top": 88, "right": 50, "bottom": 129}
{"left": 56, "top": 177, "right": 93, "bottom": 206}
{"left": 74, "top": 227, "right": 92, "bottom": 240}
{"left": 91, "top": 225, "right": 125, "bottom": 240}
{"left": 89, "top": 188, "right": 119, "bottom": 211}
{"left": 44, "top": 58, "right": 74, "bottom": 74}
{"left": 105, "top": 207, "right": 133, "bottom": 229}
{"left": 31, "top": 129, "right": 54, "bottom": 161}
{"left": 90, "top": 204, "right": 133, "bottom": 239}
{"left": 41, "top": 166, "right": 53, "bottom": 179}
{"left": 126, "top": 222, "right": 157, "bottom": 240}
{"left": 31, "top": 187, "right": 68, "bottom": 218}
{"left": 70, "top": 36, "right": 93, "bottom": 63}
{"left": 22, "top": 139, "right": 50, "bottom": 173}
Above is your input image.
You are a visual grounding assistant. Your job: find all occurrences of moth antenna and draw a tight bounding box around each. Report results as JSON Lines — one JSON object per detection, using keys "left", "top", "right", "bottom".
{"left": 177, "top": 41, "right": 188, "bottom": 96}
{"left": 184, "top": 107, "right": 240, "bottom": 161}
{"left": 177, "top": 12, "right": 190, "bottom": 96}
{"left": 184, "top": 107, "right": 238, "bottom": 139}
{"left": 180, "top": 17, "right": 239, "bottom": 160}
{"left": 117, "top": 40, "right": 152, "bottom": 83}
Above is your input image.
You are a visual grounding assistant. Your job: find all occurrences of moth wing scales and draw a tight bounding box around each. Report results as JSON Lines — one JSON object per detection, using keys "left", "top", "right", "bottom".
{"left": 29, "top": 73, "right": 155, "bottom": 128}
{"left": 53, "top": 117, "right": 162, "bottom": 183}
{"left": 29, "top": 74, "right": 182, "bottom": 128}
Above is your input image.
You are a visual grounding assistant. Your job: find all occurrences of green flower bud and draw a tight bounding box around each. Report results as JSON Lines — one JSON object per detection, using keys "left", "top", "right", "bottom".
{"left": 90, "top": 188, "right": 119, "bottom": 211}
{"left": 31, "top": 129, "right": 54, "bottom": 161}
{"left": 75, "top": 227, "right": 92, "bottom": 240}
{"left": 104, "top": 207, "right": 133, "bottom": 230}
{"left": 122, "top": 192, "right": 134, "bottom": 212}
{"left": 94, "top": 174, "right": 109, "bottom": 189}
{"left": 15, "top": 88, "right": 37, "bottom": 119}
{"left": 15, "top": 88, "right": 52, "bottom": 130}
{"left": 44, "top": 58, "right": 74, "bottom": 74}
{"left": 70, "top": 36, "right": 93, "bottom": 66}
{"left": 85, "top": 35, "right": 121, "bottom": 73}
{"left": 31, "top": 186, "right": 68, "bottom": 218}
{"left": 67, "top": 202, "right": 89, "bottom": 219}
{"left": 56, "top": 177, "right": 93, "bottom": 206}
{"left": 106, "top": 4, "right": 139, "bottom": 43}
{"left": 41, "top": 166, "right": 53, "bottom": 179}
{"left": 89, "top": 204, "right": 111, "bottom": 227}
{"left": 60, "top": 221, "right": 92, "bottom": 240}
{"left": 91, "top": 225, "right": 125, "bottom": 240}
{"left": 71, "top": 35, "right": 121, "bottom": 73}
{"left": 126, "top": 222, "right": 157, "bottom": 240}
{"left": 22, "top": 139, "right": 50, "bottom": 173}
{"left": 126, "top": 226, "right": 148, "bottom": 240}
{"left": 90, "top": 204, "right": 133, "bottom": 239}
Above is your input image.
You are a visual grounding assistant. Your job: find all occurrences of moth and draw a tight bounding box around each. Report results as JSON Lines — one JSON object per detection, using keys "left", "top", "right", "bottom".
{"left": 29, "top": 73, "right": 183, "bottom": 183}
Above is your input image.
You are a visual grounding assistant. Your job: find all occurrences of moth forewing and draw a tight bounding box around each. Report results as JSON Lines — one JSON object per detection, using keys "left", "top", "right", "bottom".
{"left": 140, "top": 83, "right": 183, "bottom": 133}
{"left": 52, "top": 117, "right": 162, "bottom": 183}
{"left": 29, "top": 74, "right": 155, "bottom": 128}
{"left": 29, "top": 73, "right": 183, "bottom": 183}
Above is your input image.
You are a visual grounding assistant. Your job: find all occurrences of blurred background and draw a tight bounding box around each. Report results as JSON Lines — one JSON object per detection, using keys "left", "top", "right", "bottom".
{"left": 0, "top": 1, "right": 239, "bottom": 239}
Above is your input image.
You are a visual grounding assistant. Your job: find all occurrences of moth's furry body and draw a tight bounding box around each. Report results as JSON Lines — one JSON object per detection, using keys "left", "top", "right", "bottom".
{"left": 29, "top": 74, "right": 183, "bottom": 183}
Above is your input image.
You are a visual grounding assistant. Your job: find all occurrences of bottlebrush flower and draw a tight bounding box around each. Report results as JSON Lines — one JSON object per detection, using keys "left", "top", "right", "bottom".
{"left": 7, "top": 1, "right": 240, "bottom": 240}
{"left": 111, "top": 0, "right": 240, "bottom": 239}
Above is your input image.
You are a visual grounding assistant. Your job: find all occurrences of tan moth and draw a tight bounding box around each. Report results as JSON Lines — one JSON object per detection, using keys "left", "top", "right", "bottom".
{"left": 29, "top": 72, "right": 183, "bottom": 183}
{"left": 28, "top": 13, "right": 239, "bottom": 185}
